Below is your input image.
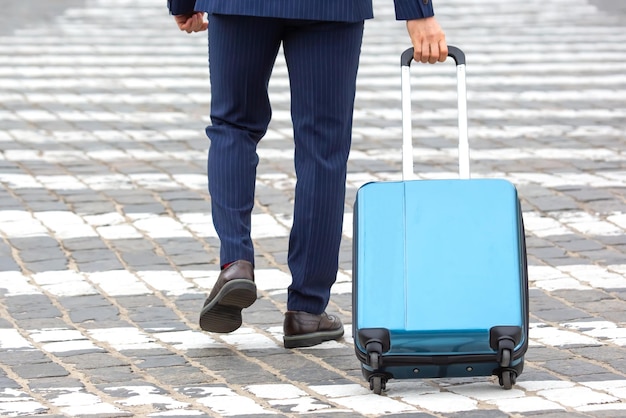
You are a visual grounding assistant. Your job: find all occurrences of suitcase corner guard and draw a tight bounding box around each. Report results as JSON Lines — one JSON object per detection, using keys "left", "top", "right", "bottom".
{"left": 356, "top": 328, "right": 391, "bottom": 369}
{"left": 489, "top": 325, "right": 525, "bottom": 365}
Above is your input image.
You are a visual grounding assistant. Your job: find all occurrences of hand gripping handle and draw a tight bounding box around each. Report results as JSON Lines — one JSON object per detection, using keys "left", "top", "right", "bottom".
{"left": 400, "top": 46, "right": 469, "bottom": 180}
{"left": 401, "top": 45, "right": 466, "bottom": 66}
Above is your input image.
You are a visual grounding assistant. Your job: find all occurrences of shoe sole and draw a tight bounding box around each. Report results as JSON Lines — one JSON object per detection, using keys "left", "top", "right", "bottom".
{"left": 283, "top": 328, "right": 344, "bottom": 349}
{"left": 199, "top": 279, "right": 257, "bottom": 333}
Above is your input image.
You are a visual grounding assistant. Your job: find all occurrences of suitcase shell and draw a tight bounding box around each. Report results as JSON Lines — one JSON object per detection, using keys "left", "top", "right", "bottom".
{"left": 352, "top": 47, "right": 529, "bottom": 394}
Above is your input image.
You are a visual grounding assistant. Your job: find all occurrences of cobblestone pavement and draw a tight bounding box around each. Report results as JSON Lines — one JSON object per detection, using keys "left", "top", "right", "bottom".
{"left": 0, "top": 0, "right": 625, "bottom": 416}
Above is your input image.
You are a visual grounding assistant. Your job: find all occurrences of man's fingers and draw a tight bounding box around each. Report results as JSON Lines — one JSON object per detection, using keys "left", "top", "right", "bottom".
{"left": 173, "top": 12, "right": 207, "bottom": 33}
{"left": 175, "top": 16, "right": 193, "bottom": 32}
{"left": 415, "top": 42, "right": 436, "bottom": 64}
{"left": 414, "top": 41, "right": 448, "bottom": 64}
{"left": 420, "top": 41, "right": 429, "bottom": 63}
{"left": 429, "top": 41, "right": 448, "bottom": 64}
{"left": 427, "top": 42, "right": 438, "bottom": 64}
{"left": 413, "top": 46, "right": 422, "bottom": 63}
{"left": 191, "top": 13, "right": 208, "bottom": 32}
{"left": 438, "top": 41, "right": 448, "bottom": 62}
{"left": 191, "top": 14, "right": 202, "bottom": 31}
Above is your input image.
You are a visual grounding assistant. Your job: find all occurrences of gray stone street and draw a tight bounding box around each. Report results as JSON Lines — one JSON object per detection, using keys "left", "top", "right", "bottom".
{"left": 0, "top": 0, "right": 625, "bottom": 416}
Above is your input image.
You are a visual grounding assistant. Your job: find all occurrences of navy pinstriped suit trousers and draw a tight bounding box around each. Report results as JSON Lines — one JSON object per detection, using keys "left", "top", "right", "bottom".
{"left": 206, "top": 15, "right": 364, "bottom": 314}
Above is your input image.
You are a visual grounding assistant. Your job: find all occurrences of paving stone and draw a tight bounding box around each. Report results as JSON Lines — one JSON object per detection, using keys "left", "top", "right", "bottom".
{"left": 522, "top": 413, "right": 588, "bottom": 418}
{"left": 119, "top": 348, "right": 174, "bottom": 358}
{"left": 129, "top": 305, "right": 180, "bottom": 324}
{"left": 147, "top": 366, "right": 212, "bottom": 386}
{"left": 24, "top": 259, "right": 71, "bottom": 273}
{"left": 570, "top": 346, "right": 626, "bottom": 364}
{"left": 525, "top": 347, "right": 577, "bottom": 363}
{"left": 0, "top": 376, "right": 21, "bottom": 389}
{"left": 7, "top": 236, "right": 61, "bottom": 251}
{"left": 0, "top": 256, "right": 20, "bottom": 271}
{"left": 541, "top": 359, "right": 615, "bottom": 378}
{"left": 5, "top": 295, "right": 63, "bottom": 320}
{"left": 186, "top": 348, "right": 233, "bottom": 359}
{"left": 27, "top": 377, "right": 85, "bottom": 389}
{"left": 12, "top": 362, "right": 70, "bottom": 379}
{"left": 532, "top": 307, "right": 595, "bottom": 323}
{"left": 60, "top": 294, "right": 114, "bottom": 311}
{"left": 71, "top": 249, "right": 119, "bottom": 265}
{"left": 282, "top": 363, "right": 347, "bottom": 385}
{"left": 18, "top": 247, "right": 68, "bottom": 264}
{"left": 573, "top": 299, "right": 626, "bottom": 323}
{"left": 551, "top": 289, "right": 612, "bottom": 304}
{"left": 573, "top": 373, "right": 626, "bottom": 382}
{"left": 109, "top": 238, "right": 155, "bottom": 252}
{"left": 166, "top": 253, "right": 214, "bottom": 269}
{"left": 86, "top": 366, "right": 138, "bottom": 385}
{"left": 449, "top": 411, "right": 509, "bottom": 418}
{"left": 528, "top": 246, "right": 569, "bottom": 260}
{"left": 134, "top": 354, "right": 188, "bottom": 369}
{"left": 196, "top": 357, "right": 281, "bottom": 385}
{"left": 22, "top": 200, "right": 69, "bottom": 213}
{"left": 557, "top": 238, "right": 605, "bottom": 252}
{"left": 516, "top": 370, "right": 561, "bottom": 383}
{"left": 120, "top": 252, "right": 170, "bottom": 269}
{"left": 63, "top": 352, "right": 131, "bottom": 370}
{"left": 68, "top": 305, "right": 121, "bottom": 324}
{"left": 76, "top": 258, "right": 127, "bottom": 272}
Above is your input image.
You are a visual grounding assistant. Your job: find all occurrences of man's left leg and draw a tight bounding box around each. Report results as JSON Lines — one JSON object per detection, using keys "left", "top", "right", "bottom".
{"left": 200, "top": 15, "right": 283, "bottom": 333}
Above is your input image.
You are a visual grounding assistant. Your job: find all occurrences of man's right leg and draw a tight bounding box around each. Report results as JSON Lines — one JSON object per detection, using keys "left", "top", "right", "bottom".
{"left": 200, "top": 15, "right": 283, "bottom": 332}
{"left": 281, "top": 20, "right": 364, "bottom": 347}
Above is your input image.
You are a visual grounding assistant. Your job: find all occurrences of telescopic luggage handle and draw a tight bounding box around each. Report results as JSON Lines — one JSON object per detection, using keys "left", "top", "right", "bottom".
{"left": 400, "top": 46, "right": 469, "bottom": 180}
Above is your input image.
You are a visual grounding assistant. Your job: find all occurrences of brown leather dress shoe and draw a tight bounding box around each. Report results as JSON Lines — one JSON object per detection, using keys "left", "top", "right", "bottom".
{"left": 283, "top": 311, "right": 344, "bottom": 348}
{"left": 199, "top": 260, "right": 257, "bottom": 333}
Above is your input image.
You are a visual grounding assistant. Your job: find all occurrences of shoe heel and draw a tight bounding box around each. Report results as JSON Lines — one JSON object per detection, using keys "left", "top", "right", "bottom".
{"left": 220, "top": 281, "right": 257, "bottom": 309}
{"left": 199, "top": 279, "right": 257, "bottom": 333}
{"left": 199, "top": 305, "right": 243, "bottom": 333}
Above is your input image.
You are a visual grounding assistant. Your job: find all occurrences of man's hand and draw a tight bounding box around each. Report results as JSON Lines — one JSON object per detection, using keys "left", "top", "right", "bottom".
{"left": 406, "top": 17, "right": 447, "bottom": 64}
{"left": 174, "top": 12, "right": 208, "bottom": 33}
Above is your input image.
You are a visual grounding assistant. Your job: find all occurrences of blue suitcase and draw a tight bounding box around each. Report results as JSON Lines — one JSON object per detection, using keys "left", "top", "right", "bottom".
{"left": 352, "top": 47, "right": 529, "bottom": 394}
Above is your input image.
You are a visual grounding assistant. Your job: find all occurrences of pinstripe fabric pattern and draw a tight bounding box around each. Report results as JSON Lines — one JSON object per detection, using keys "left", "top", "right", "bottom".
{"left": 283, "top": 20, "right": 364, "bottom": 314}
{"left": 168, "top": 0, "right": 435, "bottom": 21}
{"left": 206, "top": 17, "right": 282, "bottom": 267}
{"left": 167, "top": 0, "right": 196, "bottom": 15}
{"left": 393, "top": 0, "right": 434, "bottom": 19}
{"left": 194, "top": 0, "right": 372, "bottom": 22}
{"left": 206, "top": 15, "right": 363, "bottom": 314}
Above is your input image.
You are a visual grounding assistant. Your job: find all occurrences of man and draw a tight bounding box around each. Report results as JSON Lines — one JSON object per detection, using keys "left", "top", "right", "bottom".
{"left": 168, "top": 0, "right": 447, "bottom": 348}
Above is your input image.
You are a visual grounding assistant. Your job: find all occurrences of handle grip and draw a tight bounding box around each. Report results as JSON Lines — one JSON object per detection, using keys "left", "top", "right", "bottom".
{"left": 401, "top": 45, "right": 466, "bottom": 67}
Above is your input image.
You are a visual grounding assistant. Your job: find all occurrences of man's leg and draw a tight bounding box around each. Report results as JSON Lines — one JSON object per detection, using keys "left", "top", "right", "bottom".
{"left": 283, "top": 20, "right": 364, "bottom": 315}
{"left": 200, "top": 15, "right": 283, "bottom": 333}
{"left": 206, "top": 15, "right": 283, "bottom": 267}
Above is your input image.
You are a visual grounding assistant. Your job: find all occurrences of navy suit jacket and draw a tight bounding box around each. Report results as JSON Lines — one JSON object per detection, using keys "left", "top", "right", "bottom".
{"left": 168, "top": 0, "right": 434, "bottom": 21}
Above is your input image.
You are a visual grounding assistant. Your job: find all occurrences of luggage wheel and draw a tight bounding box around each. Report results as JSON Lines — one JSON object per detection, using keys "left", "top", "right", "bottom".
{"left": 498, "top": 369, "right": 517, "bottom": 390}
{"left": 368, "top": 351, "right": 380, "bottom": 370}
{"left": 369, "top": 375, "right": 387, "bottom": 395}
{"left": 500, "top": 348, "right": 511, "bottom": 368}
{"left": 498, "top": 348, "right": 517, "bottom": 389}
